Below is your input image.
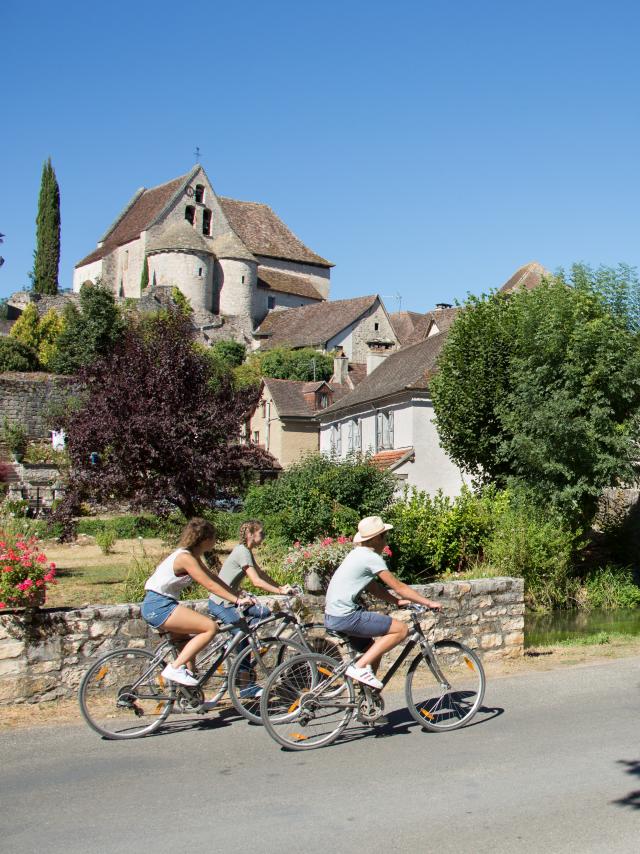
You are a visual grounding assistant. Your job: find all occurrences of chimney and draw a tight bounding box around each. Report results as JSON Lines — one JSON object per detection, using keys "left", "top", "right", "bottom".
{"left": 332, "top": 353, "right": 349, "bottom": 385}
{"left": 435, "top": 302, "right": 452, "bottom": 311}
{"left": 366, "top": 343, "right": 390, "bottom": 375}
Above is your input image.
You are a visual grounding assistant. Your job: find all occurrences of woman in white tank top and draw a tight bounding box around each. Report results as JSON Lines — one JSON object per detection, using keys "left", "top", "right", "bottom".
{"left": 140, "top": 518, "right": 252, "bottom": 686}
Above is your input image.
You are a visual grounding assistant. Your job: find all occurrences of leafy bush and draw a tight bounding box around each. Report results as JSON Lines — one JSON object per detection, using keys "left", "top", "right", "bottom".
{"left": 95, "top": 527, "right": 117, "bottom": 555}
{"left": 387, "top": 486, "right": 502, "bottom": 581}
{"left": 0, "top": 337, "right": 38, "bottom": 372}
{"left": 280, "top": 537, "right": 354, "bottom": 590}
{"left": 244, "top": 453, "right": 396, "bottom": 542}
{"left": 578, "top": 564, "right": 640, "bottom": 610}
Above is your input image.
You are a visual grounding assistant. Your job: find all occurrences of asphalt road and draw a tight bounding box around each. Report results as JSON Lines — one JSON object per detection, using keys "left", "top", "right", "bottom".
{"left": 2, "top": 656, "right": 639, "bottom": 854}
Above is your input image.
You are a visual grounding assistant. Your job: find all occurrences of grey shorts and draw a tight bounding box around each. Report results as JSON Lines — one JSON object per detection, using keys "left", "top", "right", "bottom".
{"left": 324, "top": 610, "right": 393, "bottom": 638}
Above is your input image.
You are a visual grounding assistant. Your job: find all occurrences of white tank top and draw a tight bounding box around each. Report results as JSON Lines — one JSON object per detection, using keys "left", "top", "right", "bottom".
{"left": 144, "top": 548, "right": 193, "bottom": 600}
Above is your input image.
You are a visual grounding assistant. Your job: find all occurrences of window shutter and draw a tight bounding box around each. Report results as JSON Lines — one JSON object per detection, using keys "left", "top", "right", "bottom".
{"left": 337, "top": 423, "right": 342, "bottom": 455}
{"left": 375, "top": 412, "right": 382, "bottom": 452}
{"left": 355, "top": 419, "right": 362, "bottom": 452}
{"left": 388, "top": 411, "right": 394, "bottom": 449}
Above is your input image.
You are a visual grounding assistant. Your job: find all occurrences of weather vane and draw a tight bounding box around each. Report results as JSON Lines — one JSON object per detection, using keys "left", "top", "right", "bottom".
{"left": 194, "top": 146, "right": 201, "bottom": 163}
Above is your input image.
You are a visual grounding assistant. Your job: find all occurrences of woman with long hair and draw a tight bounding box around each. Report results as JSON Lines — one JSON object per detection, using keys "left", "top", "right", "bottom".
{"left": 140, "top": 517, "right": 251, "bottom": 686}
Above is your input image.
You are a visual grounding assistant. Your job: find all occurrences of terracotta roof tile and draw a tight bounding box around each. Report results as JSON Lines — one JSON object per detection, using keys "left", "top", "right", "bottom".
{"left": 263, "top": 378, "right": 350, "bottom": 418}
{"left": 370, "top": 447, "right": 415, "bottom": 470}
{"left": 76, "top": 173, "right": 191, "bottom": 266}
{"left": 319, "top": 333, "right": 447, "bottom": 416}
{"left": 255, "top": 295, "right": 380, "bottom": 349}
{"left": 499, "top": 261, "right": 550, "bottom": 294}
{"left": 403, "top": 307, "right": 460, "bottom": 347}
{"left": 218, "top": 197, "right": 332, "bottom": 268}
{"left": 257, "top": 267, "right": 324, "bottom": 301}
{"left": 389, "top": 311, "right": 424, "bottom": 344}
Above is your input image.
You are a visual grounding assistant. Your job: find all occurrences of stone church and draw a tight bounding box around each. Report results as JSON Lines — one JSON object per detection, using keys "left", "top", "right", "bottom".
{"left": 73, "top": 165, "right": 333, "bottom": 335}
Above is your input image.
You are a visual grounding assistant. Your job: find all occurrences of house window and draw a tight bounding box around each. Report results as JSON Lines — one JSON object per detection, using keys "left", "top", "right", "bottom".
{"left": 123, "top": 250, "right": 129, "bottom": 270}
{"left": 375, "top": 410, "right": 394, "bottom": 451}
{"left": 260, "top": 400, "right": 266, "bottom": 417}
{"left": 202, "top": 208, "right": 212, "bottom": 235}
{"left": 195, "top": 184, "right": 205, "bottom": 204}
{"left": 330, "top": 424, "right": 342, "bottom": 456}
{"left": 185, "top": 205, "right": 195, "bottom": 225}
{"left": 347, "top": 418, "right": 361, "bottom": 453}
{"left": 267, "top": 296, "right": 276, "bottom": 309}
{"left": 317, "top": 393, "right": 329, "bottom": 409}
{"left": 253, "top": 430, "right": 260, "bottom": 444}
{"left": 374, "top": 322, "right": 379, "bottom": 331}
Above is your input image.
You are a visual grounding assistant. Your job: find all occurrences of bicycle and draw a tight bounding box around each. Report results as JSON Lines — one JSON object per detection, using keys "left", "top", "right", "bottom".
{"left": 78, "top": 590, "right": 341, "bottom": 738}
{"left": 258, "top": 604, "right": 486, "bottom": 750}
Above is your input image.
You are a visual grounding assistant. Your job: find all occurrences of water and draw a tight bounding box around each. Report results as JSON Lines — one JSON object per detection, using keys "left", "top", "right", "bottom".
{"left": 525, "top": 607, "right": 640, "bottom": 647}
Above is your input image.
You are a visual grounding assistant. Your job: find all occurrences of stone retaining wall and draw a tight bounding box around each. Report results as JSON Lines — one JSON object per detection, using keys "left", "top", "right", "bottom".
{"left": 0, "top": 577, "right": 524, "bottom": 705}
{"left": 0, "top": 372, "right": 77, "bottom": 439}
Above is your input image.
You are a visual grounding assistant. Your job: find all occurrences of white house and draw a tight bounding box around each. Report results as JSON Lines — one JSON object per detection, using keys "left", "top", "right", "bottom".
{"left": 316, "top": 333, "right": 466, "bottom": 497}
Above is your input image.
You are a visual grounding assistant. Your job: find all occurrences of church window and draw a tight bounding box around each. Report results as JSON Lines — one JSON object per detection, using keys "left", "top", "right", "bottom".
{"left": 195, "top": 184, "right": 205, "bottom": 204}
{"left": 202, "top": 208, "right": 212, "bottom": 235}
{"left": 185, "top": 206, "right": 195, "bottom": 225}
{"left": 268, "top": 296, "right": 276, "bottom": 309}
{"left": 374, "top": 322, "right": 379, "bottom": 331}
{"left": 123, "top": 250, "right": 129, "bottom": 270}
{"left": 241, "top": 276, "right": 245, "bottom": 284}
{"left": 198, "top": 267, "right": 203, "bottom": 277}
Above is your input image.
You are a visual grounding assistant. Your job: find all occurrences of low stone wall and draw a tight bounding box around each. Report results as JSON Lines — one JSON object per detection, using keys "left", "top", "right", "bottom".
{"left": 0, "top": 577, "right": 524, "bottom": 705}
{"left": 0, "top": 372, "right": 77, "bottom": 440}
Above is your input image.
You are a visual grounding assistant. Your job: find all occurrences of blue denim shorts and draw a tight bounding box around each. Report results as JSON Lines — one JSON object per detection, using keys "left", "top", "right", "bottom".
{"left": 140, "top": 591, "right": 179, "bottom": 628}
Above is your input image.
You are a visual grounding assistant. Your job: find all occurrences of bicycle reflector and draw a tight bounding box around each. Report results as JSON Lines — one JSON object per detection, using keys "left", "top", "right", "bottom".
{"left": 420, "top": 708, "right": 435, "bottom": 720}
{"left": 464, "top": 657, "right": 475, "bottom": 670}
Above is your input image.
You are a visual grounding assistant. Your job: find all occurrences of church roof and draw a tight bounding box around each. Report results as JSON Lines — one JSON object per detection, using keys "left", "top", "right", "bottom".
{"left": 218, "top": 197, "right": 332, "bottom": 268}
{"left": 499, "top": 261, "right": 550, "bottom": 293}
{"left": 318, "top": 333, "right": 447, "bottom": 417}
{"left": 147, "top": 220, "right": 214, "bottom": 255}
{"left": 76, "top": 172, "right": 193, "bottom": 266}
{"left": 257, "top": 267, "right": 324, "bottom": 301}
{"left": 254, "top": 294, "right": 380, "bottom": 349}
{"left": 210, "top": 231, "right": 256, "bottom": 261}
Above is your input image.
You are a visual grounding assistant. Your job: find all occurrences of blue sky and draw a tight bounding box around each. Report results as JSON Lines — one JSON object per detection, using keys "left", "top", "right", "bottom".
{"left": 1, "top": 0, "right": 639, "bottom": 312}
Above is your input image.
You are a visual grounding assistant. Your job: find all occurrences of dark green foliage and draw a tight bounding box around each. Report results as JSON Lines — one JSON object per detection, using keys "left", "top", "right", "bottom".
{"left": 431, "top": 268, "right": 640, "bottom": 523}
{"left": 259, "top": 347, "right": 334, "bottom": 382}
{"left": 48, "top": 282, "right": 126, "bottom": 374}
{"left": 0, "top": 337, "right": 39, "bottom": 372}
{"left": 211, "top": 339, "right": 246, "bottom": 368}
{"left": 140, "top": 256, "right": 149, "bottom": 291}
{"left": 31, "top": 158, "right": 61, "bottom": 295}
{"left": 244, "top": 453, "right": 396, "bottom": 542}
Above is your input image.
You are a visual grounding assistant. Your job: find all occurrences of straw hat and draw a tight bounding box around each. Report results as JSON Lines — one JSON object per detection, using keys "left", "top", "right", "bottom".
{"left": 353, "top": 515, "right": 393, "bottom": 544}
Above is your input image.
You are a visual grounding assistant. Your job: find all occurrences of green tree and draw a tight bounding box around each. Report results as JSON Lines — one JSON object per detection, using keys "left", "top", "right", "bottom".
{"left": 49, "top": 283, "right": 126, "bottom": 375}
{"left": 234, "top": 346, "right": 334, "bottom": 389}
{"left": 0, "top": 338, "right": 38, "bottom": 372}
{"left": 37, "top": 308, "right": 65, "bottom": 369}
{"left": 431, "top": 269, "right": 640, "bottom": 521}
{"left": 31, "top": 158, "right": 61, "bottom": 294}
{"left": 9, "top": 303, "right": 41, "bottom": 351}
{"left": 211, "top": 339, "right": 246, "bottom": 368}
{"left": 140, "top": 255, "right": 149, "bottom": 291}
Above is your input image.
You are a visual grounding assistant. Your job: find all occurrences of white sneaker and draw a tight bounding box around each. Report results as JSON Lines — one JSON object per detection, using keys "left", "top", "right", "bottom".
{"left": 346, "top": 665, "right": 383, "bottom": 690}
{"left": 161, "top": 664, "right": 199, "bottom": 687}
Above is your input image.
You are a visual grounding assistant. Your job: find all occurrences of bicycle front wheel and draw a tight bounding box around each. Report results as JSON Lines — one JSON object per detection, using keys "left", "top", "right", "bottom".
{"left": 405, "top": 641, "right": 485, "bottom": 732}
{"left": 260, "top": 653, "right": 355, "bottom": 751}
{"left": 79, "top": 648, "right": 175, "bottom": 739}
{"left": 227, "top": 637, "right": 305, "bottom": 724}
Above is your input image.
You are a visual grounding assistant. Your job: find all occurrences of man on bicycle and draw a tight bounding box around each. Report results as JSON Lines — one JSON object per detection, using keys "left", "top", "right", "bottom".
{"left": 324, "top": 515, "right": 442, "bottom": 690}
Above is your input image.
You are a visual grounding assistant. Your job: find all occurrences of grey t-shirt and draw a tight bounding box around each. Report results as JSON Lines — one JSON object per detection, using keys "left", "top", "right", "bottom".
{"left": 324, "top": 546, "right": 389, "bottom": 616}
{"left": 209, "top": 544, "right": 254, "bottom": 605}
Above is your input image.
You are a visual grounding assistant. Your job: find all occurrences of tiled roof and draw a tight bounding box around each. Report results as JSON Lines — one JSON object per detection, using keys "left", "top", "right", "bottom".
{"left": 403, "top": 307, "right": 460, "bottom": 347}
{"left": 263, "top": 378, "right": 350, "bottom": 418}
{"left": 257, "top": 267, "right": 324, "bottom": 301}
{"left": 254, "top": 295, "right": 380, "bottom": 349}
{"left": 500, "top": 261, "right": 550, "bottom": 293}
{"left": 147, "top": 221, "right": 214, "bottom": 254}
{"left": 218, "top": 197, "right": 332, "bottom": 268}
{"left": 76, "top": 173, "right": 191, "bottom": 266}
{"left": 348, "top": 362, "right": 367, "bottom": 387}
{"left": 370, "top": 447, "right": 415, "bottom": 471}
{"left": 319, "top": 333, "right": 447, "bottom": 416}
{"left": 389, "top": 311, "right": 424, "bottom": 345}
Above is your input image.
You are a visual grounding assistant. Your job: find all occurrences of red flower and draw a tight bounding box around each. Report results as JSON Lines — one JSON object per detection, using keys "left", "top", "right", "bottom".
{"left": 382, "top": 545, "right": 393, "bottom": 557}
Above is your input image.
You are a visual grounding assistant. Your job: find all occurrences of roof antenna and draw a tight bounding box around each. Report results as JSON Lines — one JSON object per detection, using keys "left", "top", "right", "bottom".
{"left": 194, "top": 146, "right": 201, "bottom": 163}
{"left": 381, "top": 292, "right": 402, "bottom": 312}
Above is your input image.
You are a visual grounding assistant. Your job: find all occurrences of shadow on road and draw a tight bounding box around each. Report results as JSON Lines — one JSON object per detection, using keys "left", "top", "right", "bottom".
{"left": 612, "top": 759, "right": 640, "bottom": 809}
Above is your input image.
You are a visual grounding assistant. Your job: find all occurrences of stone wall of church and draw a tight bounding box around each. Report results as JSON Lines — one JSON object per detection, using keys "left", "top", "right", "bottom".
{"left": 0, "top": 373, "right": 76, "bottom": 439}
{"left": 72, "top": 259, "right": 104, "bottom": 292}
{"left": 149, "top": 251, "right": 213, "bottom": 310}
{"left": 217, "top": 258, "right": 258, "bottom": 323}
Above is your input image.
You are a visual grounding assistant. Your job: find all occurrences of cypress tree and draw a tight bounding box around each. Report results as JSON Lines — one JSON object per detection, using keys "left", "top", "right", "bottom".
{"left": 140, "top": 255, "right": 149, "bottom": 290}
{"left": 31, "top": 158, "right": 61, "bottom": 294}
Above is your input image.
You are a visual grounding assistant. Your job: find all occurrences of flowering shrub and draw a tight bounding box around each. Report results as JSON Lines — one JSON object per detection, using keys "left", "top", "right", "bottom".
{"left": 0, "top": 534, "right": 56, "bottom": 610}
{"left": 282, "top": 536, "right": 355, "bottom": 589}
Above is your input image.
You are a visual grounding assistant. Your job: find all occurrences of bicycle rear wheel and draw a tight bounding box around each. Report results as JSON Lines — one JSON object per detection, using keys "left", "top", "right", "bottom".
{"left": 405, "top": 641, "right": 485, "bottom": 732}
{"left": 227, "top": 637, "right": 305, "bottom": 724}
{"left": 260, "top": 653, "right": 355, "bottom": 751}
{"left": 298, "top": 622, "right": 345, "bottom": 661}
{"left": 79, "top": 648, "right": 174, "bottom": 739}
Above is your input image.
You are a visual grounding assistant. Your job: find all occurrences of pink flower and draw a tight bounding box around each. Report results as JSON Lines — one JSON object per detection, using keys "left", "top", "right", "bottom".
{"left": 43, "top": 571, "right": 55, "bottom": 582}
{"left": 35, "top": 579, "right": 44, "bottom": 587}
{"left": 337, "top": 536, "right": 348, "bottom": 544}
{"left": 293, "top": 541, "right": 300, "bottom": 548}
{"left": 3, "top": 568, "right": 12, "bottom": 574}
{"left": 382, "top": 545, "right": 393, "bottom": 557}
{"left": 36, "top": 553, "right": 47, "bottom": 564}
{"left": 303, "top": 551, "right": 311, "bottom": 559}
{"left": 16, "top": 579, "right": 33, "bottom": 592}
{"left": 49, "top": 563, "right": 56, "bottom": 570}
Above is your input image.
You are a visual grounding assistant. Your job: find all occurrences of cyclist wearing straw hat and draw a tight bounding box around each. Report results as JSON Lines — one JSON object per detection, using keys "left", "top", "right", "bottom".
{"left": 324, "top": 515, "right": 442, "bottom": 690}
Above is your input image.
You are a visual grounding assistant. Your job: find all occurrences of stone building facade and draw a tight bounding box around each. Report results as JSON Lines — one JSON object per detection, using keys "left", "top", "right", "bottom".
{"left": 74, "top": 166, "right": 333, "bottom": 335}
